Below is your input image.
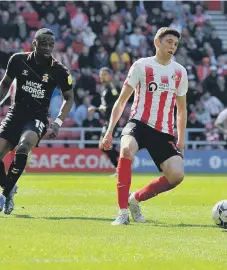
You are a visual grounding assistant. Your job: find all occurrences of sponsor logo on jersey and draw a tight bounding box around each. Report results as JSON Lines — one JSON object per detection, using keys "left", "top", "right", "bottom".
{"left": 22, "top": 80, "right": 45, "bottom": 99}
{"left": 68, "top": 74, "right": 72, "bottom": 85}
{"left": 42, "top": 74, "right": 49, "bottom": 83}
{"left": 171, "top": 74, "right": 180, "bottom": 81}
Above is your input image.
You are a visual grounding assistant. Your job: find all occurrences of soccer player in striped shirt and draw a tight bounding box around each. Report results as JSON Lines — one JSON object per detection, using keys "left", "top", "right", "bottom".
{"left": 101, "top": 27, "right": 188, "bottom": 225}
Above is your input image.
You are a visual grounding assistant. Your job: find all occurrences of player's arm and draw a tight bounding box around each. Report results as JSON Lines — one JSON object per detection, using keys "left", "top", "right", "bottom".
{"left": 176, "top": 95, "right": 187, "bottom": 154}
{"left": 56, "top": 89, "right": 74, "bottom": 122}
{"left": 176, "top": 68, "right": 188, "bottom": 155}
{"left": 107, "top": 84, "right": 134, "bottom": 134}
{"left": 101, "top": 61, "right": 140, "bottom": 150}
{"left": 101, "top": 84, "right": 134, "bottom": 150}
{"left": 0, "top": 54, "right": 17, "bottom": 104}
{"left": 49, "top": 68, "right": 74, "bottom": 138}
{"left": 0, "top": 74, "right": 13, "bottom": 103}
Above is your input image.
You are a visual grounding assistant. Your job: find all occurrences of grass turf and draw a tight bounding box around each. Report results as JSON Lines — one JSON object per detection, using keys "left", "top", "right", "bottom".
{"left": 0, "top": 173, "right": 227, "bottom": 270}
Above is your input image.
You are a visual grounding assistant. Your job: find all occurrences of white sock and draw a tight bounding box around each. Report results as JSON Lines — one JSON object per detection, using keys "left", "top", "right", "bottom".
{"left": 119, "top": 208, "right": 128, "bottom": 215}
{"left": 129, "top": 192, "right": 139, "bottom": 203}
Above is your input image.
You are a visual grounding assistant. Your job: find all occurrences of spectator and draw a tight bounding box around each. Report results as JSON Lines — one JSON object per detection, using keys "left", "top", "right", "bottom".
{"left": 110, "top": 45, "right": 131, "bottom": 72}
{"left": 123, "top": 12, "right": 133, "bottom": 35}
{"left": 194, "top": 4, "right": 206, "bottom": 26}
{"left": 82, "top": 110, "right": 101, "bottom": 148}
{"left": 197, "top": 57, "right": 211, "bottom": 81}
{"left": 78, "top": 46, "right": 92, "bottom": 69}
{"left": 0, "top": 11, "right": 13, "bottom": 40}
{"left": 71, "top": 7, "right": 88, "bottom": 31}
{"left": 74, "top": 96, "right": 91, "bottom": 126}
{"left": 129, "top": 27, "right": 146, "bottom": 48}
{"left": 76, "top": 68, "right": 97, "bottom": 94}
{"left": 195, "top": 101, "right": 212, "bottom": 126}
{"left": 99, "top": 25, "right": 110, "bottom": 46}
{"left": 12, "top": 15, "right": 28, "bottom": 41}
{"left": 175, "top": 46, "right": 188, "bottom": 67}
{"left": 81, "top": 26, "right": 97, "bottom": 47}
{"left": 201, "top": 92, "right": 224, "bottom": 119}
{"left": 44, "top": 12, "right": 60, "bottom": 40}
{"left": 169, "top": 18, "right": 183, "bottom": 34}
{"left": 108, "top": 14, "right": 121, "bottom": 36}
{"left": 202, "top": 66, "right": 222, "bottom": 99}
{"left": 209, "top": 30, "right": 222, "bottom": 58}
{"left": 93, "top": 46, "right": 109, "bottom": 69}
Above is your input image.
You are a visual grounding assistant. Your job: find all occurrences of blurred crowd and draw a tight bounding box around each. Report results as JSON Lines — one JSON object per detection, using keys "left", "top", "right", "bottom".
{"left": 0, "top": 1, "right": 227, "bottom": 148}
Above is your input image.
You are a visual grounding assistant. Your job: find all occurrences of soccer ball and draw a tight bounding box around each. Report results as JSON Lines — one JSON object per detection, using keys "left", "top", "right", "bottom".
{"left": 212, "top": 200, "right": 227, "bottom": 228}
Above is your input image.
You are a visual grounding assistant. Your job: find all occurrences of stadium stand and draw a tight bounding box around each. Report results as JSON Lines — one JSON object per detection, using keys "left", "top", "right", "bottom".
{"left": 0, "top": 1, "right": 227, "bottom": 148}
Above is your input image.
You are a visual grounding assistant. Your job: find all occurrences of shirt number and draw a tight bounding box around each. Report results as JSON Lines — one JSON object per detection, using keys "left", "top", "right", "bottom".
{"left": 35, "top": 120, "right": 45, "bottom": 133}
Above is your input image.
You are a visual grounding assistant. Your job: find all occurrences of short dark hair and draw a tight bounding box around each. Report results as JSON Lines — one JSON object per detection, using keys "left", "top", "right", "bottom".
{"left": 154, "top": 27, "right": 181, "bottom": 40}
{"left": 100, "top": 67, "right": 112, "bottom": 74}
{"left": 35, "top": 28, "right": 55, "bottom": 39}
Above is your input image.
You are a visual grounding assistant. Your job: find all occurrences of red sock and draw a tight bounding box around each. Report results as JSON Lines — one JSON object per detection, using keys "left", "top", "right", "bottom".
{"left": 117, "top": 158, "right": 132, "bottom": 209}
{"left": 134, "top": 176, "right": 174, "bottom": 202}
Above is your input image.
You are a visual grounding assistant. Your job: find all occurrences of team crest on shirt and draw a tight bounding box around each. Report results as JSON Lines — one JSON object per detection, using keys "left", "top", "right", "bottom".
{"left": 42, "top": 74, "right": 49, "bottom": 83}
{"left": 171, "top": 74, "right": 180, "bottom": 81}
{"left": 22, "top": 70, "right": 28, "bottom": 76}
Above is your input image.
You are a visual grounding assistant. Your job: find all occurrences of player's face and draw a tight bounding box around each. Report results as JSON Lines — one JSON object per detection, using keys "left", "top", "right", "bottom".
{"left": 99, "top": 70, "right": 111, "bottom": 84}
{"left": 156, "top": 34, "right": 179, "bottom": 59}
{"left": 34, "top": 34, "right": 55, "bottom": 58}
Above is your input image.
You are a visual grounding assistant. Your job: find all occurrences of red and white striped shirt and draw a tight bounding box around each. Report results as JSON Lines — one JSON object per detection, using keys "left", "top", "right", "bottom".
{"left": 124, "top": 57, "right": 188, "bottom": 136}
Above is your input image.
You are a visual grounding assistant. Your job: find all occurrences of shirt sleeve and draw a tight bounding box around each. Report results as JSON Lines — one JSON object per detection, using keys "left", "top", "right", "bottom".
{"left": 57, "top": 67, "right": 73, "bottom": 92}
{"left": 124, "top": 61, "right": 140, "bottom": 89}
{"left": 177, "top": 68, "right": 188, "bottom": 96}
{"left": 216, "top": 109, "right": 227, "bottom": 124}
{"left": 6, "top": 54, "right": 18, "bottom": 79}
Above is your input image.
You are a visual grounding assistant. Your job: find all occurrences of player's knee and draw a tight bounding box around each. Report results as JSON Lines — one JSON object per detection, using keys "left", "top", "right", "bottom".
{"left": 170, "top": 171, "right": 184, "bottom": 186}
{"left": 120, "top": 146, "right": 134, "bottom": 160}
{"left": 17, "top": 141, "right": 33, "bottom": 154}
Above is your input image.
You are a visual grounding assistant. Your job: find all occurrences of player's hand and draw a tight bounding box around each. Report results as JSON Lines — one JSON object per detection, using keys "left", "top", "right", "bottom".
{"left": 48, "top": 122, "right": 60, "bottom": 138}
{"left": 101, "top": 132, "right": 113, "bottom": 150}
{"left": 177, "top": 142, "right": 184, "bottom": 157}
{"left": 98, "top": 105, "right": 106, "bottom": 114}
{"left": 88, "top": 107, "right": 96, "bottom": 114}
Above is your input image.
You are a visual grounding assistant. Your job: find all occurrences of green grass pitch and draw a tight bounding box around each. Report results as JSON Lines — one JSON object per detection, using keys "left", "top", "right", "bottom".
{"left": 0, "top": 173, "right": 227, "bottom": 270}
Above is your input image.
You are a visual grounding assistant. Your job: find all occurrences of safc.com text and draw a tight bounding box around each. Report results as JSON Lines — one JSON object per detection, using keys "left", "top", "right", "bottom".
{"left": 26, "top": 148, "right": 115, "bottom": 172}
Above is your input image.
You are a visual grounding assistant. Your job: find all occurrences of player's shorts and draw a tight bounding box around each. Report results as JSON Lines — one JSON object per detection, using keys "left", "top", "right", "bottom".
{"left": 0, "top": 112, "right": 48, "bottom": 149}
{"left": 121, "top": 119, "right": 183, "bottom": 171}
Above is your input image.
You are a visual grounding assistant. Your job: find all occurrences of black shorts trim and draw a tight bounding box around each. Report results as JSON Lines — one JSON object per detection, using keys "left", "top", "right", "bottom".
{"left": 121, "top": 119, "right": 183, "bottom": 171}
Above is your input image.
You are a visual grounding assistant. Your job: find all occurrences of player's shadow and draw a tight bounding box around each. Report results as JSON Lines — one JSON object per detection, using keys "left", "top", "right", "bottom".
{"left": 8, "top": 215, "right": 113, "bottom": 222}
{"left": 146, "top": 219, "right": 217, "bottom": 228}
{"left": 43, "top": 216, "right": 113, "bottom": 222}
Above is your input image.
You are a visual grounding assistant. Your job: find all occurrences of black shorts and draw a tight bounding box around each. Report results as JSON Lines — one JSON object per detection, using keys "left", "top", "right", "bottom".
{"left": 121, "top": 119, "right": 183, "bottom": 171}
{"left": 0, "top": 112, "right": 48, "bottom": 149}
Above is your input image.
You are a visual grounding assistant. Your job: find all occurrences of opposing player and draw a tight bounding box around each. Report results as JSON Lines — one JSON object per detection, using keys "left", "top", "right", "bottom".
{"left": 214, "top": 108, "right": 227, "bottom": 143}
{"left": 0, "top": 28, "right": 74, "bottom": 214}
{"left": 88, "top": 67, "right": 119, "bottom": 175}
{"left": 101, "top": 27, "right": 188, "bottom": 225}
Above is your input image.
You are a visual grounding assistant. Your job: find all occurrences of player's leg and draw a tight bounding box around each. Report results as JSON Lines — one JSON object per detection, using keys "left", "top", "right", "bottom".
{"left": 132, "top": 156, "right": 184, "bottom": 202}
{"left": 3, "top": 130, "right": 38, "bottom": 195}
{"left": 111, "top": 134, "right": 138, "bottom": 225}
{"left": 0, "top": 137, "right": 14, "bottom": 205}
{"left": 0, "top": 130, "right": 39, "bottom": 213}
{"left": 2, "top": 118, "right": 47, "bottom": 214}
{"left": 0, "top": 138, "right": 13, "bottom": 188}
{"left": 130, "top": 133, "right": 184, "bottom": 206}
